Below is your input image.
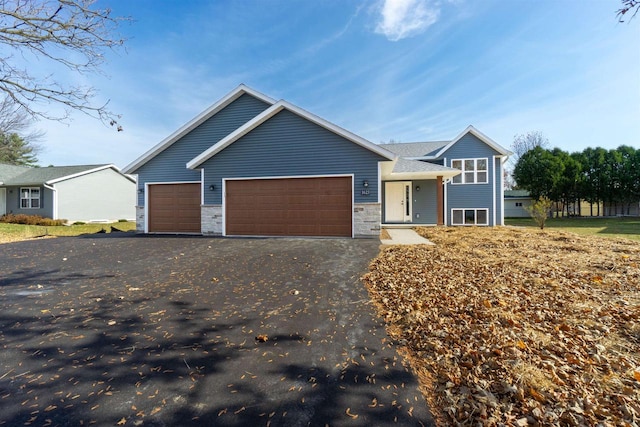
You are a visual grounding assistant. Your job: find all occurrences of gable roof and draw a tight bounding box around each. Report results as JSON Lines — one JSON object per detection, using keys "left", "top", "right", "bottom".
{"left": 378, "top": 126, "right": 511, "bottom": 162}
{"left": 187, "top": 100, "right": 396, "bottom": 169}
{"left": 0, "top": 164, "right": 134, "bottom": 186}
{"left": 432, "top": 125, "right": 511, "bottom": 158}
{"left": 122, "top": 84, "right": 276, "bottom": 174}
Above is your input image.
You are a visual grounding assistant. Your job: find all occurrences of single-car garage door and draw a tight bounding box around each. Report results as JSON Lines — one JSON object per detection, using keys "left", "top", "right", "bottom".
{"left": 148, "top": 183, "right": 201, "bottom": 233}
{"left": 225, "top": 176, "right": 352, "bottom": 237}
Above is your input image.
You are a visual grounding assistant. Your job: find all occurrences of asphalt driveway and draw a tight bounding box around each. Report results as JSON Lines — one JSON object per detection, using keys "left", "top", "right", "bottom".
{"left": 0, "top": 235, "right": 433, "bottom": 426}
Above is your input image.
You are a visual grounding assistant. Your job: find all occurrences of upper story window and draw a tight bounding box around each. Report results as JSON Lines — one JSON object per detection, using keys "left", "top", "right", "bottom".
{"left": 451, "top": 158, "right": 488, "bottom": 184}
{"left": 20, "top": 187, "right": 40, "bottom": 209}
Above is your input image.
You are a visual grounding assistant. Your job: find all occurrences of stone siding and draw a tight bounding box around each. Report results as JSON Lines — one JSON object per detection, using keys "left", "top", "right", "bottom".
{"left": 135, "top": 206, "right": 144, "bottom": 233}
{"left": 201, "top": 205, "right": 223, "bottom": 235}
{"left": 353, "top": 203, "right": 380, "bottom": 238}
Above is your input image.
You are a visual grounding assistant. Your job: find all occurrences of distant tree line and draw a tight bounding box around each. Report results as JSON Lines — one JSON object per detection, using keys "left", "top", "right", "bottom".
{"left": 513, "top": 145, "right": 640, "bottom": 217}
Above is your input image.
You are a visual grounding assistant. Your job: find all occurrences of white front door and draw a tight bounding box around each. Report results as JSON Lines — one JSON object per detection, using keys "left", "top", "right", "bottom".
{"left": 0, "top": 188, "right": 5, "bottom": 215}
{"left": 385, "top": 181, "right": 412, "bottom": 223}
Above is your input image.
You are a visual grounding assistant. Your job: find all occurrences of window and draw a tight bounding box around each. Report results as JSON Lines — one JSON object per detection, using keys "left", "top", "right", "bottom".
{"left": 451, "top": 208, "right": 489, "bottom": 225}
{"left": 20, "top": 187, "right": 40, "bottom": 209}
{"left": 451, "top": 158, "right": 488, "bottom": 184}
{"left": 515, "top": 202, "right": 523, "bottom": 207}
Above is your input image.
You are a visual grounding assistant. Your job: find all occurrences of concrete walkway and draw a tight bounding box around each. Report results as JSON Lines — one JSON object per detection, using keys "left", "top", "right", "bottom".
{"left": 381, "top": 228, "right": 435, "bottom": 245}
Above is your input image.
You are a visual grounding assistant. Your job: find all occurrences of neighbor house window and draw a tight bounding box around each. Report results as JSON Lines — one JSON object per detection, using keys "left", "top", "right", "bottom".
{"left": 451, "top": 208, "right": 488, "bottom": 225}
{"left": 515, "top": 202, "right": 523, "bottom": 207}
{"left": 451, "top": 158, "right": 488, "bottom": 184}
{"left": 20, "top": 187, "right": 40, "bottom": 209}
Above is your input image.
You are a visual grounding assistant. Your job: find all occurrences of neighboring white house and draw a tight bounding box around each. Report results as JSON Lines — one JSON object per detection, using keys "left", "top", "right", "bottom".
{"left": 504, "top": 190, "right": 532, "bottom": 218}
{"left": 0, "top": 164, "right": 136, "bottom": 222}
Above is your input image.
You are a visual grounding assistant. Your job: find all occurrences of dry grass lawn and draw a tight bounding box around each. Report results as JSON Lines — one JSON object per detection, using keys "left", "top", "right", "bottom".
{"left": 362, "top": 226, "right": 640, "bottom": 426}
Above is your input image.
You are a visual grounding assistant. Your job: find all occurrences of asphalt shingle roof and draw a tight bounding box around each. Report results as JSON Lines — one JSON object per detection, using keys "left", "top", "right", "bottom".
{"left": 392, "top": 158, "right": 458, "bottom": 174}
{"left": 0, "top": 164, "right": 108, "bottom": 185}
{"left": 378, "top": 141, "right": 448, "bottom": 158}
{"left": 504, "top": 190, "right": 531, "bottom": 198}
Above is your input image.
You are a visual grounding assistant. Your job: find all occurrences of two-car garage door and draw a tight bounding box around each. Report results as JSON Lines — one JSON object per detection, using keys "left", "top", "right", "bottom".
{"left": 225, "top": 176, "right": 352, "bottom": 237}
{"left": 147, "top": 177, "right": 353, "bottom": 237}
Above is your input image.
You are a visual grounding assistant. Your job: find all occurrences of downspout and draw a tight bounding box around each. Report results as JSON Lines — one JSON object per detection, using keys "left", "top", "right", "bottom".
{"left": 43, "top": 183, "right": 57, "bottom": 220}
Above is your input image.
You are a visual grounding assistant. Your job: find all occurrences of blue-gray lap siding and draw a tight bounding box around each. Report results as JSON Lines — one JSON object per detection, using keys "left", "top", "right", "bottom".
{"left": 382, "top": 179, "right": 438, "bottom": 224}
{"left": 134, "top": 94, "right": 272, "bottom": 206}
{"left": 441, "top": 133, "right": 503, "bottom": 226}
{"left": 4, "top": 186, "right": 54, "bottom": 218}
{"left": 200, "top": 109, "right": 387, "bottom": 205}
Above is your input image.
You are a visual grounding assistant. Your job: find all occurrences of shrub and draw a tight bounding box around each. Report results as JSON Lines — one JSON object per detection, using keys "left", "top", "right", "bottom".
{"left": 0, "top": 213, "right": 66, "bottom": 226}
{"left": 72, "top": 221, "right": 86, "bottom": 225}
{"left": 118, "top": 219, "right": 128, "bottom": 223}
{"left": 526, "top": 197, "right": 553, "bottom": 229}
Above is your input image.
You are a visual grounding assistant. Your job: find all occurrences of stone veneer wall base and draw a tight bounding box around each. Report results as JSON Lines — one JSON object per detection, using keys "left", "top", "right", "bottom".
{"left": 353, "top": 203, "right": 381, "bottom": 238}
{"left": 201, "top": 205, "right": 223, "bottom": 235}
{"left": 135, "top": 206, "right": 144, "bottom": 233}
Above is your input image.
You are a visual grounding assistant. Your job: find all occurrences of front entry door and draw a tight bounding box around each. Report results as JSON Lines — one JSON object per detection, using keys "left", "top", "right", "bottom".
{"left": 385, "top": 181, "right": 412, "bottom": 223}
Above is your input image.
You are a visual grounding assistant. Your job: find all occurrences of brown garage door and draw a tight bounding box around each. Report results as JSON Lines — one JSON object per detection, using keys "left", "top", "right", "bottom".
{"left": 226, "top": 177, "right": 352, "bottom": 237}
{"left": 148, "top": 183, "right": 201, "bottom": 233}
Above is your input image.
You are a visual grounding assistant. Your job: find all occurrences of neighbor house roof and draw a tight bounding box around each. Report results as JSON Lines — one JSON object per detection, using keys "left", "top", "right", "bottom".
{"left": 123, "top": 84, "right": 276, "bottom": 174}
{"left": 504, "top": 190, "right": 531, "bottom": 198}
{"left": 0, "top": 164, "right": 134, "bottom": 186}
{"left": 0, "top": 163, "right": 30, "bottom": 184}
{"left": 187, "top": 100, "right": 396, "bottom": 169}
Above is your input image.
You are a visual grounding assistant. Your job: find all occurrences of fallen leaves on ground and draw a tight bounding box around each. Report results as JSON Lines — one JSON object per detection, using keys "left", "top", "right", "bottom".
{"left": 362, "top": 226, "right": 640, "bottom": 426}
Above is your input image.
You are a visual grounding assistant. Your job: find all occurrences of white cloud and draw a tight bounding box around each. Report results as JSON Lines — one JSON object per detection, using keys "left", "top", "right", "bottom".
{"left": 375, "top": 0, "right": 440, "bottom": 41}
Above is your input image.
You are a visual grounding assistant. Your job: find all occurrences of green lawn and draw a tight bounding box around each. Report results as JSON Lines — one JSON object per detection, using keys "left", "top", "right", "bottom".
{"left": 0, "top": 221, "right": 136, "bottom": 244}
{"left": 505, "top": 217, "right": 640, "bottom": 241}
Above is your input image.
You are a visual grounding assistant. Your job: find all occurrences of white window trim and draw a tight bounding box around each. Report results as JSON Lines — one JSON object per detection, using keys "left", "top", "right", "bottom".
{"left": 20, "top": 187, "right": 41, "bottom": 209}
{"left": 450, "top": 158, "right": 488, "bottom": 184}
{"left": 451, "top": 208, "right": 489, "bottom": 226}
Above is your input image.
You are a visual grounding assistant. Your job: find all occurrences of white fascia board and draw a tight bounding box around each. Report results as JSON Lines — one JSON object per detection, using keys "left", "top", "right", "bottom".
{"left": 434, "top": 125, "right": 512, "bottom": 159}
{"left": 45, "top": 164, "right": 119, "bottom": 185}
{"left": 123, "top": 84, "right": 276, "bottom": 174}
{"left": 187, "top": 100, "right": 396, "bottom": 169}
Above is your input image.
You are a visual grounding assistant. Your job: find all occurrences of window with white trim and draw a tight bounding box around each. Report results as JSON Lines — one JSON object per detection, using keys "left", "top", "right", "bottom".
{"left": 451, "top": 158, "right": 488, "bottom": 184}
{"left": 451, "top": 208, "right": 488, "bottom": 225}
{"left": 20, "top": 187, "right": 40, "bottom": 209}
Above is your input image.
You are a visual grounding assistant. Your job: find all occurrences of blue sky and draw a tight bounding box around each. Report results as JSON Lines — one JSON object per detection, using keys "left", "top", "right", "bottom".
{"left": 31, "top": 0, "right": 639, "bottom": 168}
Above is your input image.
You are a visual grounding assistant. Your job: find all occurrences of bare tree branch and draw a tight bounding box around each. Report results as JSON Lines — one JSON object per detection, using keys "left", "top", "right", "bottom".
{"left": 617, "top": 0, "right": 640, "bottom": 22}
{"left": 0, "top": 0, "right": 128, "bottom": 129}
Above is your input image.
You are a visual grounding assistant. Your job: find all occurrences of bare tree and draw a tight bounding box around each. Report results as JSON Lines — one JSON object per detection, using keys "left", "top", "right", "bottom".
{"left": 504, "top": 131, "right": 550, "bottom": 190}
{"left": 510, "top": 131, "right": 550, "bottom": 165}
{"left": 0, "top": 96, "right": 42, "bottom": 165}
{"left": 0, "top": 0, "right": 128, "bottom": 129}
{"left": 617, "top": 0, "right": 640, "bottom": 22}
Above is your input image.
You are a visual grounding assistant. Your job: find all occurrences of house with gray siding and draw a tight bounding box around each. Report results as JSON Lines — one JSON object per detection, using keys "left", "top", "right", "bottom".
{"left": 123, "top": 84, "right": 510, "bottom": 237}
{"left": 0, "top": 164, "right": 135, "bottom": 222}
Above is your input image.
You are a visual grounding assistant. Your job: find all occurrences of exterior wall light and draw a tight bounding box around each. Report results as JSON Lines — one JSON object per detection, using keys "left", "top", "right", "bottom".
{"left": 209, "top": 185, "right": 215, "bottom": 191}
{"left": 362, "top": 180, "right": 369, "bottom": 188}
{"left": 415, "top": 185, "right": 420, "bottom": 191}
{"left": 138, "top": 188, "right": 144, "bottom": 194}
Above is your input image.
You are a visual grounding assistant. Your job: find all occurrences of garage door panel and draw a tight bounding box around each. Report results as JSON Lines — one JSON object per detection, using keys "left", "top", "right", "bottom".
{"left": 226, "top": 177, "right": 352, "bottom": 237}
{"left": 148, "top": 183, "right": 201, "bottom": 233}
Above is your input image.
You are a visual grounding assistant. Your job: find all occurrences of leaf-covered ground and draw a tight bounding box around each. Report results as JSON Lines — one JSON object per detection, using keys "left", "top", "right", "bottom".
{"left": 362, "top": 226, "right": 640, "bottom": 426}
